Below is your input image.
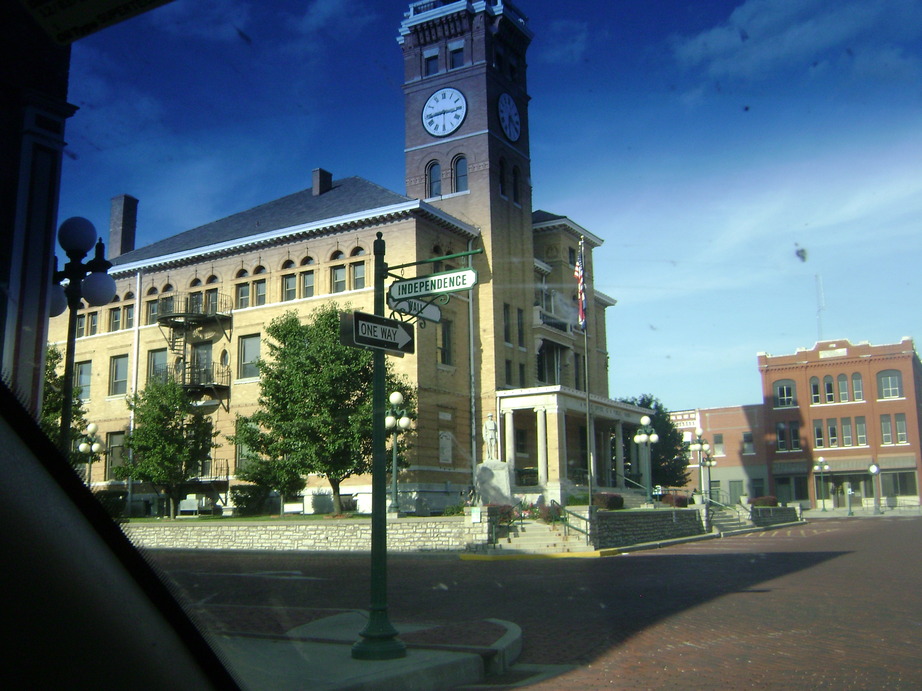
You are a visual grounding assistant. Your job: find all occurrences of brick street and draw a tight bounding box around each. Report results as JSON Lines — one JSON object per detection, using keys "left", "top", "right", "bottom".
{"left": 150, "top": 517, "right": 922, "bottom": 689}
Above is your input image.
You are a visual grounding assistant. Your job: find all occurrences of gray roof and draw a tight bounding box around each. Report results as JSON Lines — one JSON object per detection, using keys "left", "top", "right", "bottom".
{"left": 112, "top": 177, "right": 412, "bottom": 266}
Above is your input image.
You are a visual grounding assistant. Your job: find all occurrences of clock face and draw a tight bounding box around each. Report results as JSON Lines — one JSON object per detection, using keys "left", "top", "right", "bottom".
{"left": 422, "top": 88, "right": 467, "bottom": 137}
{"left": 498, "top": 92, "right": 520, "bottom": 142}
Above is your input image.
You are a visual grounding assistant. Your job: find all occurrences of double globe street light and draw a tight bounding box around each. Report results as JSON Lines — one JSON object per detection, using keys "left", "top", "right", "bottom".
{"left": 385, "top": 391, "right": 411, "bottom": 513}
{"left": 813, "top": 457, "right": 831, "bottom": 512}
{"left": 633, "top": 415, "right": 658, "bottom": 503}
{"left": 48, "top": 217, "right": 117, "bottom": 454}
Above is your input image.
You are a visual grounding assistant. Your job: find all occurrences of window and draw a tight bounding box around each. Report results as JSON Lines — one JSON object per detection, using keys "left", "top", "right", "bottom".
{"left": 188, "top": 291, "right": 203, "bottom": 313}
{"left": 253, "top": 279, "right": 266, "bottom": 306}
{"left": 146, "top": 299, "right": 158, "bottom": 324}
{"left": 86, "top": 312, "right": 98, "bottom": 336}
{"left": 881, "top": 471, "right": 917, "bottom": 497}
{"left": 750, "top": 478, "right": 766, "bottom": 498}
{"left": 449, "top": 46, "right": 463, "bottom": 70}
{"left": 75, "top": 361, "right": 91, "bottom": 400}
{"left": 331, "top": 265, "right": 346, "bottom": 293}
{"left": 856, "top": 416, "right": 867, "bottom": 445}
{"left": 810, "top": 377, "right": 821, "bottom": 404}
{"left": 519, "top": 362, "right": 526, "bottom": 388}
{"left": 516, "top": 308, "right": 524, "bottom": 347}
{"left": 774, "top": 380, "right": 796, "bottom": 407}
{"left": 713, "top": 433, "right": 725, "bottom": 456}
{"left": 881, "top": 415, "right": 893, "bottom": 444}
{"left": 427, "top": 161, "right": 441, "bottom": 197}
{"left": 742, "top": 432, "right": 754, "bottom": 455}
{"left": 775, "top": 422, "right": 787, "bottom": 451}
{"left": 124, "top": 303, "right": 134, "bottom": 329}
{"left": 568, "top": 247, "right": 577, "bottom": 267}
{"left": 109, "top": 354, "right": 129, "bottom": 396}
{"left": 837, "top": 374, "right": 849, "bottom": 402}
{"left": 505, "top": 359, "right": 513, "bottom": 386}
{"left": 282, "top": 274, "right": 296, "bottom": 301}
{"left": 852, "top": 373, "right": 864, "bottom": 400}
{"left": 878, "top": 370, "right": 903, "bottom": 399}
{"left": 827, "top": 419, "right": 838, "bottom": 447}
{"left": 424, "top": 53, "right": 438, "bottom": 76}
{"left": 106, "top": 431, "right": 125, "bottom": 480}
{"left": 515, "top": 428, "right": 526, "bottom": 454}
{"left": 813, "top": 420, "right": 824, "bottom": 448}
{"left": 824, "top": 375, "right": 835, "bottom": 403}
{"left": 235, "top": 283, "right": 250, "bottom": 309}
{"left": 437, "top": 319, "right": 452, "bottom": 366}
{"left": 790, "top": 421, "right": 801, "bottom": 450}
{"left": 301, "top": 270, "right": 315, "bottom": 298}
{"left": 351, "top": 262, "right": 365, "bottom": 290}
{"left": 75, "top": 313, "right": 86, "bottom": 337}
{"left": 238, "top": 334, "right": 260, "bottom": 379}
{"left": 896, "top": 413, "right": 908, "bottom": 444}
{"left": 147, "top": 348, "right": 167, "bottom": 383}
{"left": 503, "top": 303, "right": 511, "bottom": 343}
{"left": 204, "top": 288, "right": 218, "bottom": 314}
{"left": 109, "top": 307, "right": 121, "bottom": 331}
{"left": 454, "top": 156, "right": 468, "bottom": 192}
{"left": 841, "top": 417, "right": 852, "bottom": 446}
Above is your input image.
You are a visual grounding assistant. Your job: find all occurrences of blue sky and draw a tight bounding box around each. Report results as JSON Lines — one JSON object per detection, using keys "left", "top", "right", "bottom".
{"left": 59, "top": 0, "right": 922, "bottom": 411}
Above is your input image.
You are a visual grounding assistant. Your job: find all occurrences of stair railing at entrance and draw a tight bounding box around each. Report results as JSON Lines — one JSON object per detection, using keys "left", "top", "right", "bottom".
{"left": 707, "top": 491, "right": 751, "bottom": 525}
{"left": 550, "top": 500, "right": 592, "bottom": 545}
{"left": 611, "top": 471, "right": 647, "bottom": 495}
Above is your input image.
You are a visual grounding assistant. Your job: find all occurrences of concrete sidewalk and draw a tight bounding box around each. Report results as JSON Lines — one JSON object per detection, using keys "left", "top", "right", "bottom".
{"left": 207, "top": 610, "right": 531, "bottom": 690}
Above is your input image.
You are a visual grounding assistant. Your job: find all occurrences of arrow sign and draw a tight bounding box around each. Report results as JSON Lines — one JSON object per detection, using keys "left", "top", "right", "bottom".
{"left": 388, "top": 296, "right": 442, "bottom": 323}
{"left": 349, "top": 311, "right": 415, "bottom": 354}
{"left": 389, "top": 268, "right": 477, "bottom": 301}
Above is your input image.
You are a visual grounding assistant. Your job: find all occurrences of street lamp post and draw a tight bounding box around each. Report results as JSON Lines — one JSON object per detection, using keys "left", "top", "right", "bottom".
{"left": 689, "top": 428, "right": 710, "bottom": 503}
{"left": 78, "top": 422, "right": 103, "bottom": 482}
{"left": 868, "top": 463, "right": 882, "bottom": 515}
{"left": 701, "top": 453, "right": 717, "bottom": 531}
{"left": 632, "top": 415, "right": 658, "bottom": 503}
{"left": 49, "top": 217, "right": 116, "bottom": 455}
{"left": 813, "top": 457, "right": 830, "bottom": 512}
{"left": 385, "top": 391, "right": 411, "bottom": 514}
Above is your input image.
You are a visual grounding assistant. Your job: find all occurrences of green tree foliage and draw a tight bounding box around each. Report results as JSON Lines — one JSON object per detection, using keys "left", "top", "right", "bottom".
{"left": 113, "top": 377, "right": 217, "bottom": 517}
{"left": 620, "top": 394, "right": 690, "bottom": 488}
{"left": 232, "top": 306, "right": 414, "bottom": 514}
{"left": 40, "top": 345, "right": 93, "bottom": 467}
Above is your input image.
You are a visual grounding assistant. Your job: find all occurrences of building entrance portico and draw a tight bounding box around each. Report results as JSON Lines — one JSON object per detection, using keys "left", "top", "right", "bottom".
{"left": 493, "top": 387, "right": 651, "bottom": 505}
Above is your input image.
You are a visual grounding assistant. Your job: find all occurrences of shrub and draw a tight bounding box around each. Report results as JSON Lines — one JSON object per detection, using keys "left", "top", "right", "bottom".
{"left": 567, "top": 493, "right": 590, "bottom": 505}
{"left": 660, "top": 494, "right": 689, "bottom": 508}
{"left": 231, "top": 485, "right": 270, "bottom": 516}
{"left": 749, "top": 495, "right": 778, "bottom": 507}
{"left": 539, "top": 503, "right": 563, "bottom": 523}
{"left": 441, "top": 503, "right": 466, "bottom": 516}
{"left": 486, "top": 503, "right": 516, "bottom": 524}
{"left": 593, "top": 493, "right": 624, "bottom": 510}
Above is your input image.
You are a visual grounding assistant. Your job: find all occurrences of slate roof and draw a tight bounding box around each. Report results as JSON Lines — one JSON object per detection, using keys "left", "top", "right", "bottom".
{"left": 112, "top": 177, "right": 412, "bottom": 266}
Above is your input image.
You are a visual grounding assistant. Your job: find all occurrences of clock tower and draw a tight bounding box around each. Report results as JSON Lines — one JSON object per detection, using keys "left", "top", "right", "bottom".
{"left": 399, "top": 0, "right": 535, "bottom": 423}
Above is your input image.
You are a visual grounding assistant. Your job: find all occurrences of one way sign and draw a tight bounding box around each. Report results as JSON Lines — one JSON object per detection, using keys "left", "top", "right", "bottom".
{"left": 341, "top": 311, "right": 415, "bottom": 355}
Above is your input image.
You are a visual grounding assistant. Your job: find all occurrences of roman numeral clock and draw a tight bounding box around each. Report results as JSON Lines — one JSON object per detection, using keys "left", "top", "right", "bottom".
{"left": 421, "top": 87, "right": 467, "bottom": 137}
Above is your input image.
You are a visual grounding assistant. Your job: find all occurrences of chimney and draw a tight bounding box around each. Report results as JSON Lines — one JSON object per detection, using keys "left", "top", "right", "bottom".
{"left": 312, "top": 168, "right": 333, "bottom": 196}
{"left": 108, "top": 194, "right": 138, "bottom": 258}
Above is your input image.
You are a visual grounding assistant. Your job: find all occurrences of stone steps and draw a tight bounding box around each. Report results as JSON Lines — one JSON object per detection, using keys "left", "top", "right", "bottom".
{"left": 494, "top": 520, "right": 594, "bottom": 554}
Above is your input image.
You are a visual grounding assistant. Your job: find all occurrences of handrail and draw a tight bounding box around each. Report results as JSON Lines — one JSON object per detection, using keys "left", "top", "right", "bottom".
{"left": 612, "top": 472, "right": 646, "bottom": 493}
{"left": 550, "top": 500, "right": 591, "bottom": 545}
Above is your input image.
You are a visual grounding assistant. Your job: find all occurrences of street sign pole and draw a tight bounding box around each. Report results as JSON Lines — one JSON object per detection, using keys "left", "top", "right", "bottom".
{"left": 352, "top": 231, "right": 405, "bottom": 660}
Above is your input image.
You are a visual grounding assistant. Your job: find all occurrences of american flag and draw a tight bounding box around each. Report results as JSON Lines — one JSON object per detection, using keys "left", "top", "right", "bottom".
{"left": 574, "top": 237, "right": 586, "bottom": 330}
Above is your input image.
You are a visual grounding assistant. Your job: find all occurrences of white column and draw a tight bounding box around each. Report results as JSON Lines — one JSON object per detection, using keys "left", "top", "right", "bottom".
{"left": 536, "top": 407, "right": 548, "bottom": 486}
{"left": 503, "top": 410, "right": 515, "bottom": 466}
{"left": 615, "top": 421, "right": 625, "bottom": 488}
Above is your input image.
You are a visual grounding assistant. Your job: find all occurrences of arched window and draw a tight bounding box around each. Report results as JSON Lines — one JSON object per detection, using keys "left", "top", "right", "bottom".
{"left": 301, "top": 256, "right": 315, "bottom": 266}
{"left": 877, "top": 370, "right": 903, "bottom": 399}
{"left": 810, "top": 376, "right": 821, "bottom": 404}
{"left": 427, "top": 161, "right": 441, "bottom": 197}
{"left": 837, "top": 374, "right": 849, "bottom": 402}
{"left": 453, "top": 156, "right": 468, "bottom": 192}
{"left": 512, "top": 166, "right": 521, "bottom": 203}
{"left": 281, "top": 259, "right": 295, "bottom": 270}
{"left": 162, "top": 284, "right": 173, "bottom": 293}
{"left": 823, "top": 375, "right": 835, "bottom": 403}
{"left": 235, "top": 269, "right": 249, "bottom": 279}
{"left": 190, "top": 278, "right": 202, "bottom": 287}
{"left": 253, "top": 265, "right": 266, "bottom": 275}
{"left": 773, "top": 379, "right": 796, "bottom": 407}
{"left": 351, "top": 246, "right": 366, "bottom": 257}
{"left": 331, "top": 250, "right": 344, "bottom": 261}
{"left": 206, "top": 275, "right": 219, "bottom": 284}
{"left": 852, "top": 373, "right": 864, "bottom": 400}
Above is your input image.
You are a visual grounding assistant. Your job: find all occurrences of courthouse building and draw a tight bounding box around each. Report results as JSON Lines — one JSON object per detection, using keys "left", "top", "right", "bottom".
{"left": 48, "top": 0, "right": 649, "bottom": 513}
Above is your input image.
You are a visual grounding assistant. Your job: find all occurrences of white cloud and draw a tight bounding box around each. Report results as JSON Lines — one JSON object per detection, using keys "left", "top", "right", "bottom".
{"left": 538, "top": 19, "right": 590, "bottom": 65}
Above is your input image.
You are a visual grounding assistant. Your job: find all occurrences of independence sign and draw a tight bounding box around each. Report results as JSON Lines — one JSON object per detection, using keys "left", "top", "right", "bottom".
{"left": 388, "top": 268, "right": 478, "bottom": 301}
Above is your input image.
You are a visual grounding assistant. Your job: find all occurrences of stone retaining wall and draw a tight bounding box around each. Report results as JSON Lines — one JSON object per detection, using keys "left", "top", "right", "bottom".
{"left": 593, "top": 509, "right": 705, "bottom": 549}
{"left": 750, "top": 506, "right": 800, "bottom": 527}
{"left": 123, "top": 515, "right": 494, "bottom": 553}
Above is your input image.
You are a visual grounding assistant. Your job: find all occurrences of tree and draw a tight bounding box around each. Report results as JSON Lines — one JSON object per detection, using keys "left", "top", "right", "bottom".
{"left": 113, "top": 377, "right": 217, "bottom": 518}
{"left": 619, "top": 394, "right": 690, "bottom": 488}
{"left": 231, "top": 306, "right": 414, "bottom": 515}
{"left": 40, "top": 345, "right": 94, "bottom": 468}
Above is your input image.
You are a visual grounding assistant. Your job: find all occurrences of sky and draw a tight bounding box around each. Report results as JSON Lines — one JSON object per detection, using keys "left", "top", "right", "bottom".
{"left": 58, "top": 0, "right": 922, "bottom": 412}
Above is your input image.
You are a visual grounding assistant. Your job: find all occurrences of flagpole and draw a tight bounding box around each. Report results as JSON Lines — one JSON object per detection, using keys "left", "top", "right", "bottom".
{"left": 576, "top": 236, "right": 593, "bottom": 501}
